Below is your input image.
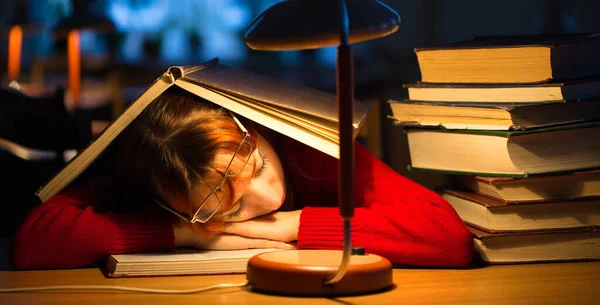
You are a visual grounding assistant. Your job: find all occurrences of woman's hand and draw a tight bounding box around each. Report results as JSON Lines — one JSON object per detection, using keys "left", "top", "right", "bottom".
{"left": 223, "top": 210, "right": 301, "bottom": 243}
{"left": 173, "top": 216, "right": 299, "bottom": 250}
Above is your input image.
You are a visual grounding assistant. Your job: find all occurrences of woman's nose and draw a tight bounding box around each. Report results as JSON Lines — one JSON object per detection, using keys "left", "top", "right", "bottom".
{"left": 247, "top": 180, "right": 282, "bottom": 211}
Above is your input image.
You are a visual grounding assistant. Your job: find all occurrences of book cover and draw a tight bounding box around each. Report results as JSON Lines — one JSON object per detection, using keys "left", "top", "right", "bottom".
{"left": 441, "top": 188, "right": 600, "bottom": 232}
{"left": 449, "top": 170, "right": 600, "bottom": 202}
{"left": 403, "top": 78, "right": 600, "bottom": 103}
{"left": 387, "top": 99, "right": 600, "bottom": 131}
{"left": 405, "top": 122, "right": 600, "bottom": 177}
{"left": 469, "top": 226, "right": 600, "bottom": 264}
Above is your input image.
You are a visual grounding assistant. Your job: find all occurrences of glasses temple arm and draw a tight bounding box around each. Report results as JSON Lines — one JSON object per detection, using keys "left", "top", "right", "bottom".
{"left": 154, "top": 200, "right": 194, "bottom": 223}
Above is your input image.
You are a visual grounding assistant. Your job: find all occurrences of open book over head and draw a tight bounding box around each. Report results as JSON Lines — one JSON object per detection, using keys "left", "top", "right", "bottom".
{"left": 36, "top": 58, "right": 370, "bottom": 203}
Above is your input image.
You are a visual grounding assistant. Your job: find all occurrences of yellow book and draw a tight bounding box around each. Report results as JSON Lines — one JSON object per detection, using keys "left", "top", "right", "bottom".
{"left": 414, "top": 33, "right": 600, "bottom": 84}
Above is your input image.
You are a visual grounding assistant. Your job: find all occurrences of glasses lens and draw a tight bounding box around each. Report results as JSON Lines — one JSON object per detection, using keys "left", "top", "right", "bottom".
{"left": 228, "top": 138, "right": 254, "bottom": 177}
{"left": 194, "top": 188, "right": 226, "bottom": 222}
{"left": 193, "top": 135, "right": 254, "bottom": 223}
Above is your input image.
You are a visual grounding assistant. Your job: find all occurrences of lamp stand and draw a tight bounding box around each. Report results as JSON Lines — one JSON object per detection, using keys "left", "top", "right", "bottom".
{"left": 246, "top": 1, "right": 393, "bottom": 296}
{"left": 246, "top": 249, "right": 392, "bottom": 296}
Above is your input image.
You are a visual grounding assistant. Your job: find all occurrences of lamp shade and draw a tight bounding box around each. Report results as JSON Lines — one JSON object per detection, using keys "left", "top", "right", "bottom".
{"left": 244, "top": 0, "right": 400, "bottom": 50}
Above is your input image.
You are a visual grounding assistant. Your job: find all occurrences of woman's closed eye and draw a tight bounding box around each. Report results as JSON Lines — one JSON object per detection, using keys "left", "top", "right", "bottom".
{"left": 224, "top": 150, "right": 269, "bottom": 221}
{"left": 227, "top": 196, "right": 246, "bottom": 220}
{"left": 254, "top": 150, "right": 269, "bottom": 178}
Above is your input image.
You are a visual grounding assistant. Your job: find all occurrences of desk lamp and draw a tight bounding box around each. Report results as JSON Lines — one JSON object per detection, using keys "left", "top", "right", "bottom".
{"left": 243, "top": 0, "right": 400, "bottom": 296}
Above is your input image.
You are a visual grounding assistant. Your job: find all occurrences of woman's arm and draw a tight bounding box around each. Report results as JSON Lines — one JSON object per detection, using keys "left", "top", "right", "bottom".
{"left": 9, "top": 184, "right": 175, "bottom": 270}
{"left": 295, "top": 142, "right": 474, "bottom": 267}
{"left": 223, "top": 141, "right": 473, "bottom": 267}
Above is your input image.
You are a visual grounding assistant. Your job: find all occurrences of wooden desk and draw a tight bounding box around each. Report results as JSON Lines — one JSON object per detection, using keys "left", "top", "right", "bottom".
{"left": 1, "top": 262, "right": 599, "bottom": 305}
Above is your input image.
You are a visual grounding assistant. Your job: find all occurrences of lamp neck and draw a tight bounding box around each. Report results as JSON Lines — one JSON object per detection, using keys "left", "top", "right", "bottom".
{"left": 337, "top": 0, "right": 349, "bottom": 46}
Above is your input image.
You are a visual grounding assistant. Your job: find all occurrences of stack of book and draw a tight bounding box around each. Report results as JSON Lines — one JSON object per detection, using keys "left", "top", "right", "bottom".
{"left": 388, "top": 33, "right": 600, "bottom": 264}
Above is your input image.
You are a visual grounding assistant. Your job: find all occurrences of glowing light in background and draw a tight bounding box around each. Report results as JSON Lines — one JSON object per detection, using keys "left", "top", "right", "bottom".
{"left": 108, "top": 0, "right": 169, "bottom": 32}
{"left": 79, "top": 30, "right": 109, "bottom": 56}
{"left": 13, "top": 0, "right": 348, "bottom": 69}
{"left": 8, "top": 25, "right": 23, "bottom": 81}
{"left": 104, "top": 0, "right": 275, "bottom": 65}
{"left": 160, "top": 28, "right": 191, "bottom": 64}
{"left": 67, "top": 30, "right": 81, "bottom": 107}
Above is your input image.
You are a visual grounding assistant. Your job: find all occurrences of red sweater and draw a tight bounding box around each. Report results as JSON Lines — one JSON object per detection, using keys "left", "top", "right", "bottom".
{"left": 9, "top": 140, "right": 473, "bottom": 269}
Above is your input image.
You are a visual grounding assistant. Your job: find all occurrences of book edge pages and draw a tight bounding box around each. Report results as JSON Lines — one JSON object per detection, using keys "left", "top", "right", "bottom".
{"left": 176, "top": 80, "right": 342, "bottom": 159}
{"left": 104, "top": 248, "right": 280, "bottom": 277}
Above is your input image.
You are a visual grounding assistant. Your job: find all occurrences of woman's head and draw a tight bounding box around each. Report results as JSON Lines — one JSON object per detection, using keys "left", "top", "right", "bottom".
{"left": 90, "top": 88, "right": 286, "bottom": 234}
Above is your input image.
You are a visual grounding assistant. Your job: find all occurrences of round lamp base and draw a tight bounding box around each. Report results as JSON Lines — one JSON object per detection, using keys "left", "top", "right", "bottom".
{"left": 246, "top": 249, "right": 393, "bottom": 297}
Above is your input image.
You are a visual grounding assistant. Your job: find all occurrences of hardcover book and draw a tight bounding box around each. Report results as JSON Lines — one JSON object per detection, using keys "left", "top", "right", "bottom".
{"left": 440, "top": 189, "right": 600, "bottom": 232}
{"left": 470, "top": 226, "right": 600, "bottom": 264}
{"left": 405, "top": 122, "right": 600, "bottom": 177}
{"left": 449, "top": 170, "right": 600, "bottom": 202}
{"left": 387, "top": 99, "right": 600, "bottom": 130}
{"left": 403, "top": 78, "right": 600, "bottom": 103}
{"left": 35, "top": 58, "right": 370, "bottom": 203}
{"left": 414, "top": 33, "right": 600, "bottom": 83}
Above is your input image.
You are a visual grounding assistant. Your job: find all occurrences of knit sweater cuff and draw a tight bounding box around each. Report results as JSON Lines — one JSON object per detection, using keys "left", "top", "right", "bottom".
{"left": 297, "top": 207, "right": 360, "bottom": 249}
{"left": 112, "top": 214, "right": 175, "bottom": 254}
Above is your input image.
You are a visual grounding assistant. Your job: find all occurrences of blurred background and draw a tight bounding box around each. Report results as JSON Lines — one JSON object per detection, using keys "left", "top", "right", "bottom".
{"left": 1, "top": 0, "right": 600, "bottom": 239}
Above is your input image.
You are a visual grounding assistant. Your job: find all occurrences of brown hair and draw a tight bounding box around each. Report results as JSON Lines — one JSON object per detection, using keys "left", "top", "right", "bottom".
{"left": 87, "top": 87, "right": 257, "bottom": 235}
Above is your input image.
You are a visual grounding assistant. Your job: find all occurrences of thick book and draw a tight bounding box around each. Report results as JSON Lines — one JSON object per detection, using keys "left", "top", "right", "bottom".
{"left": 440, "top": 189, "right": 600, "bottom": 232}
{"left": 449, "top": 170, "right": 600, "bottom": 202}
{"left": 470, "top": 226, "right": 600, "bottom": 264}
{"left": 387, "top": 99, "right": 600, "bottom": 130}
{"left": 103, "top": 248, "right": 280, "bottom": 277}
{"left": 414, "top": 33, "right": 600, "bottom": 83}
{"left": 35, "top": 58, "right": 370, "bottom": 203}
{"left": 405, "top": 122, "right": 600, "bottom": 178}
{"left": 403, "top": 79, "right": 600, "bottom": 103}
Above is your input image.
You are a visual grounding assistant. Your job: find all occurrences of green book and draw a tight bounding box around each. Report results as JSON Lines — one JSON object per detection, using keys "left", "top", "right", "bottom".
{"left": 405, "top": 122, "right": 600, "bottom": 178}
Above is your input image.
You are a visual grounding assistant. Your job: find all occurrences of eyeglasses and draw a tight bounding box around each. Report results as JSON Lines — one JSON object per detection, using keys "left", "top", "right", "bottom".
{"left": 155, "top": 112, "right": 254, "bottom": 223}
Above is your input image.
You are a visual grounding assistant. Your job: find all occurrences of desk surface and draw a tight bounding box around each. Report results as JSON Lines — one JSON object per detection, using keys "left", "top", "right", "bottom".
{"left": 1, "top": 262, "right": 599, "bottom": 305}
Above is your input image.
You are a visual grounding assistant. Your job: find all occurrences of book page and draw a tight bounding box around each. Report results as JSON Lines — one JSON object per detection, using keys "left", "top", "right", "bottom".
{"left": 111, "top": 248, "right": 279, "bottom": 263}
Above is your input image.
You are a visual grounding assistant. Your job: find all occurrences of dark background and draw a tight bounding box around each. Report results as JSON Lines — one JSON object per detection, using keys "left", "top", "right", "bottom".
{"left": 2, "top": 0, "right": 600, "bottom": 186}
{"left": 1, "top": 1, "right": 599, "bottom": 260}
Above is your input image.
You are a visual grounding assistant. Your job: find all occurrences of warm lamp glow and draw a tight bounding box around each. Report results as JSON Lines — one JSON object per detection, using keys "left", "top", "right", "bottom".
{"left": 68, "top": 30, "right": 81, "bottom": 107}
{"left": 8, "top": 25, "right": 23, "bottom": 81}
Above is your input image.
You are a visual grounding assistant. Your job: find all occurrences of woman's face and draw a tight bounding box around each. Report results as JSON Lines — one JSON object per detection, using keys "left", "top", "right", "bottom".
{"left": 190, "top": 131, "right": 286, "bottom": 222}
